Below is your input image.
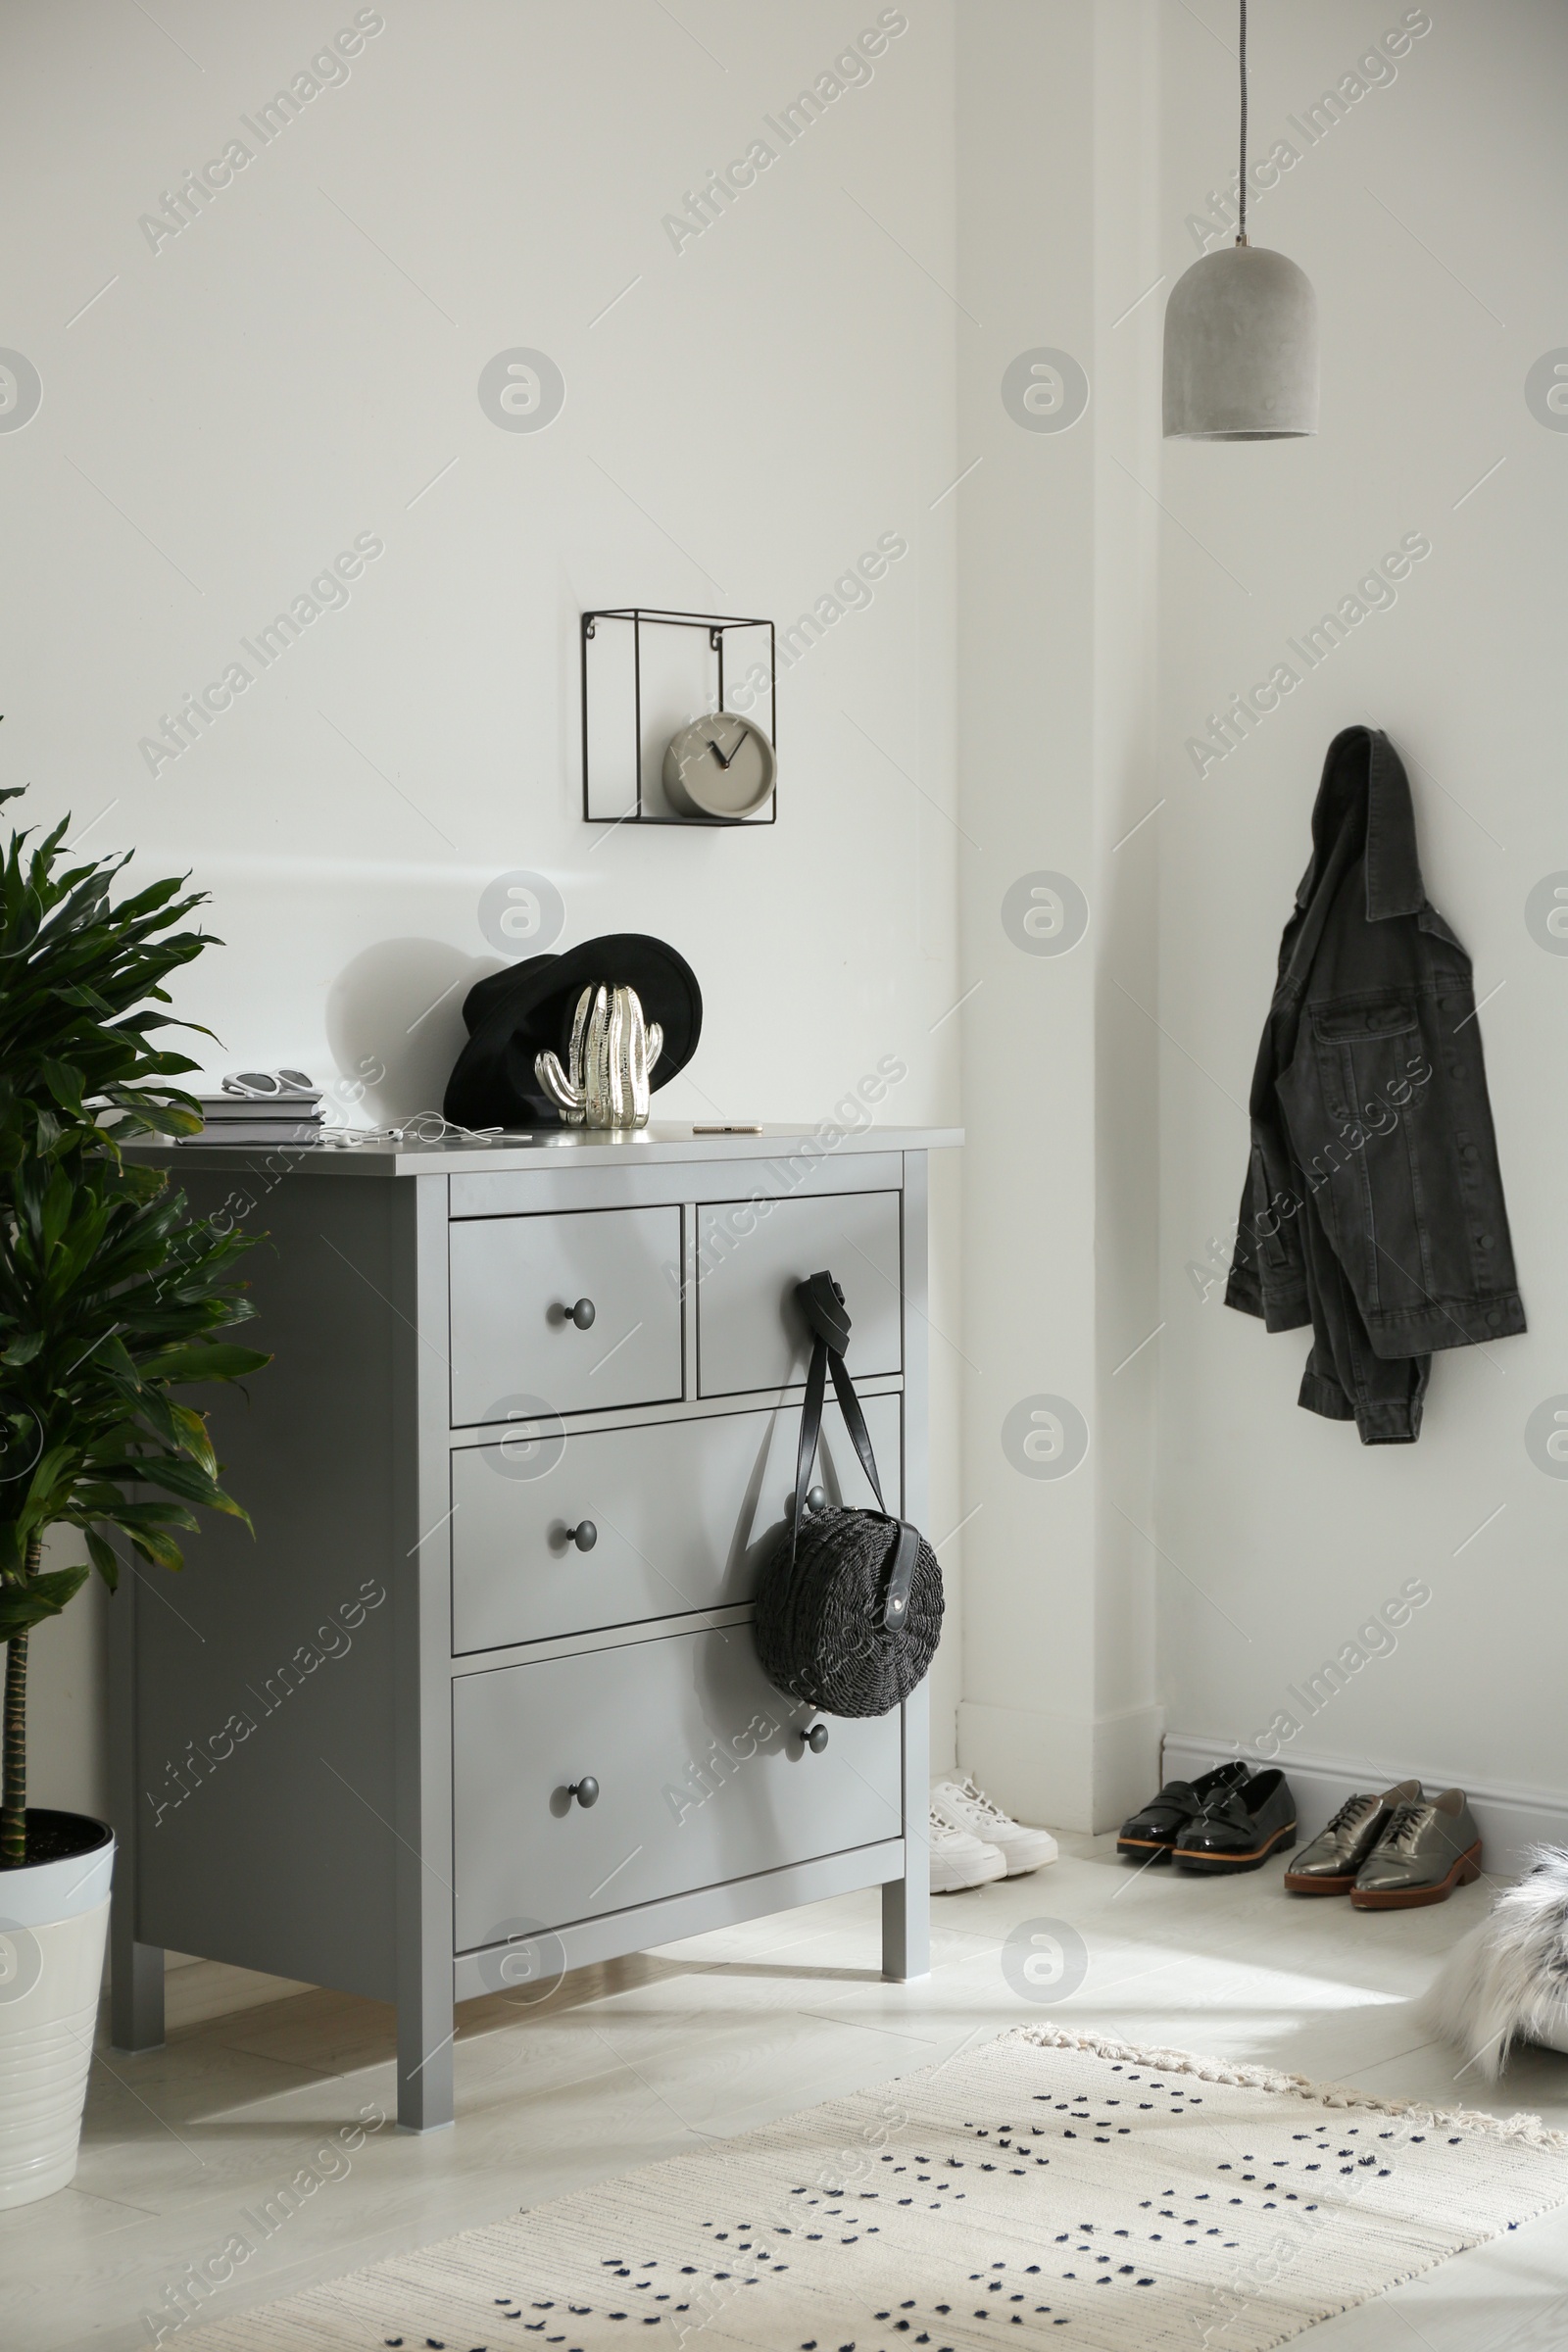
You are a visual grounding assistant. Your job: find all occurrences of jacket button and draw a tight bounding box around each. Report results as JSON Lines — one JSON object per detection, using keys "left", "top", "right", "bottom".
{"left": 1486, "top": 1309, "right": 1502, "bottom": 1327}
{"left": 1439, "top": 996, "right": 1455, "bottom": 1009}
{"left": 1479, "top": 1234, "right": 1495, "bottom": 1250}
{"left": 1447, "top": 1062, "right": 1463, "bottom": 1079}
{"left": 1462, "top": 1145, "right": 1479, "bottom": 1161}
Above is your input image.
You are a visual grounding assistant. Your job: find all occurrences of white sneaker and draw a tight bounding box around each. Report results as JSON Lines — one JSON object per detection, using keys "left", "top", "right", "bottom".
{"left": 931, "top": 1777, "right": 1058, "bottom": 1877}
{"left": 927, "top": 1806, "right": 1006, "bottom": 1894}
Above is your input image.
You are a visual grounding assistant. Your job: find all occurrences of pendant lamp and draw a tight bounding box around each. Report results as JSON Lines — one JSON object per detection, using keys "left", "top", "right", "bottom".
{"left": 1162, "top": 0, "right": 1318, "bottom": 440}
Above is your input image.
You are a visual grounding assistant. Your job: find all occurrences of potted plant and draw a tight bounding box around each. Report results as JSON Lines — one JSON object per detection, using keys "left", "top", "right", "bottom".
{"left": 0, "top": 790, "right": 268, "bottom": 2207}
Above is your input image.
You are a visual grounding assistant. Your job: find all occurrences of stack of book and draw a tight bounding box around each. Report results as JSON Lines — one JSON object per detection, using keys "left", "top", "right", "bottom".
{"left": 183, "top": 1090, "right": 324, "bottom": 1147}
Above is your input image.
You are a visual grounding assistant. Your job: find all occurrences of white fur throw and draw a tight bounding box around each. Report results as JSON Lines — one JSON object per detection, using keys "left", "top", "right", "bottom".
{"left": 1421, "top": 1844, "right": 1568, "bottom": 2079}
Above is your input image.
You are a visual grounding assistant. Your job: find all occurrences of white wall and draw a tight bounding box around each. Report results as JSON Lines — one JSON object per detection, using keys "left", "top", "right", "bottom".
{"left": 4, "top": 0, "right": 964, "bottom": 1814}
{"left": 955, "top": 1, "right": 1163, "bottom": 1834}
{"left": 1155, "top": 1, "right": 1568, "bottom": 1820}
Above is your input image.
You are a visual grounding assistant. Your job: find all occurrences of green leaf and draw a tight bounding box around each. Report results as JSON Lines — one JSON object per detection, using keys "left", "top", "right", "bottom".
{"left": 101, "top": 1497, "right": 200, "bottom": 1532}
{"left": 0, "top": 1563, "right": 89, "bottom": 1641}
{"left": 137, "top": 1343, "right": 271, "bottom": 1386}
{"left": 169, "top": 1402, "right": 217, "bottom": 1478}
{"left": 126, "top": 1526, "right": 186, "bottom": 1573}
{"left": 85, "top": 1529, "right": 120, "bottom": 1592}
{"left": 133, "top": 1452, "right": 251, "bottom": 1524}
{"left": 110, "top": 1101, "right": 204, "bottom": 1139}
{"left": 40, "top": 1060, "right": 84, "bottom": 1117}
{"left": 39, "top": 1164, "right": 73, "bottom": 1253}
{"left": 22, "top": 1444, "right": 79, "bottom": 1515}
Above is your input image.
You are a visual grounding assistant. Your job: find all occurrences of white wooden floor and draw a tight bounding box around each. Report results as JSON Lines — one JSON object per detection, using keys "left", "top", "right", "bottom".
{"left": 9, "top": 1829, "right": 1568, "bottom": 2352}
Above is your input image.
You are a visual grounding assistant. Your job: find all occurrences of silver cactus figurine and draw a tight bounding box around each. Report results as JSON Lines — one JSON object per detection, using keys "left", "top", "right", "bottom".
{"left": 535, "top": 984, "right": 664, "bottom": 1129}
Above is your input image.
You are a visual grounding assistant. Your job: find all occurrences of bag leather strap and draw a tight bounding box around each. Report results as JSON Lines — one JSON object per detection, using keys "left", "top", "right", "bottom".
{"left": 789, "top": 1271, "right": 918, "bottom": 1634}
{"left": 793, "top": 1272, "right": 884, "bottom": 1514}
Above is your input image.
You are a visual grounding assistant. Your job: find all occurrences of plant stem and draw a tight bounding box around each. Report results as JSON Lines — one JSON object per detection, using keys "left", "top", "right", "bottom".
{"left": 0, "top": 1535, "right": 39, "bottom": 1866}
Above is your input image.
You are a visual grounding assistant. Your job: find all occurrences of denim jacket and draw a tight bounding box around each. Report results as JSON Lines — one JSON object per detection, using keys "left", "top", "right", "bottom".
{"left": 1226, "top": 726, "right": 1524, "bottom": 1443}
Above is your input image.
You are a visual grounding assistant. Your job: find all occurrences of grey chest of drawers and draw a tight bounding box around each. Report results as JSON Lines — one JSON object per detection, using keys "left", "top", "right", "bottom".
{"left": 111, "top": 1123, "right": 957, "bottom": 2129}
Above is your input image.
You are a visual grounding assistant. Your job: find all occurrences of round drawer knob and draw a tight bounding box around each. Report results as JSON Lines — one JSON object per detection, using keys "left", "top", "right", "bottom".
{"left": 567, "top": 1776, "right": 600, "bottom": 1808}
{"left": 566, "top": 1520, "right": 598, "bottom": 1552}
{"left": 806, "top": 1486, "right": 828, "bottom": 1515}
{"left": 568, "top": 1298, "right": 596, "bottom": 1330}
{"left": 806, "top": 1723, "right": 830, "bottom": 1754}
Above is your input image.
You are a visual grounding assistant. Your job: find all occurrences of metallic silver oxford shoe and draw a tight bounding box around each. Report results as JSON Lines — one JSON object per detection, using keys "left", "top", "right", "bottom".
{"left": 1350, "top": 1788, "right": 1484, "bottom": 1911}
{"left": 1284, "top": 1780, "right": 1422, "bottom": 1896}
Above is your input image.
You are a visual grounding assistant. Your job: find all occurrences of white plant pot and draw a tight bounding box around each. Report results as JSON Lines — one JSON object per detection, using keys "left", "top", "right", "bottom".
{"left": 0, "top": 1815, "right": 115, "bottom": 2208}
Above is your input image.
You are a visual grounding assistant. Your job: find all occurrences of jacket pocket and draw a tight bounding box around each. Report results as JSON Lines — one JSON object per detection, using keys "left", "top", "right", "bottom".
{"left": 1312, "top": 1000, "right": 1419, "bottom": 1051}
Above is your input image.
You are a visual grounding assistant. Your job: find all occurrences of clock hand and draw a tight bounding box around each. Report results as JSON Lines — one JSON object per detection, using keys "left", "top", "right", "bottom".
{"left": 706, "top": 737, "right": 734, "bottom": 768}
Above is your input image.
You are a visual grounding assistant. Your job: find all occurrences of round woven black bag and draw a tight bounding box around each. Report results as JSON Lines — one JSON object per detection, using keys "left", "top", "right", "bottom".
{"left": 755, "top": 1499, "right": 944, "bottom": 1717}
{"left": 754, "top": 1273, "right": 944, "bottom": 1719}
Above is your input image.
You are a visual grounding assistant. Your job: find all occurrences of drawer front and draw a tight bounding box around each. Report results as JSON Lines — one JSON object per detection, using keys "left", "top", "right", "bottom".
{"left": 451, "top": 1394, "right": 901, "bottom": 1654}
{"left": 453, "top": 1626, "right": 904, "bottom": 1948}
{"left": 449, "top": 1206, "right": 682, "bottom": 1426}
{"left": 696, "top": 1191, "right": 903, "bottom": 1397}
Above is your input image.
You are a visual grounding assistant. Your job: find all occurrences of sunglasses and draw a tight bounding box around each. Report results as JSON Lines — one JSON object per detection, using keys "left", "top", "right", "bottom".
{"left": 222, "top": 1069, "right": 318, "bottom": 1098}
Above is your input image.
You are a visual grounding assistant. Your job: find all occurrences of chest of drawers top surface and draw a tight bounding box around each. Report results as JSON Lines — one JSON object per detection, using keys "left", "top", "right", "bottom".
{"left": 138, "top": 1121, "right": 961, "bottom": 1179}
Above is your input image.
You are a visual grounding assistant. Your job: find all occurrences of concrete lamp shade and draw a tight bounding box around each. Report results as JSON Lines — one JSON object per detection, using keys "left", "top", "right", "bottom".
{"left": 1162, "top": 243, "right": 1319, "bottom": 440}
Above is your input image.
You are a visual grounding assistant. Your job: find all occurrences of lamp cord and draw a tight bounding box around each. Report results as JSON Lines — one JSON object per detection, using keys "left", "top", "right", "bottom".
{"left": 1237, "top": 0, "right": 1249, "bottom": 244}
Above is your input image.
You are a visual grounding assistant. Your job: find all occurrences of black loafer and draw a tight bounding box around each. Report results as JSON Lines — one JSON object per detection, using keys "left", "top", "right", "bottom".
{"left": 1116, "top": 1759, "right": 1251, "bottom": 1863}
{"left": 1173, "top": 1767, "right": 1298, "bottom": 1873}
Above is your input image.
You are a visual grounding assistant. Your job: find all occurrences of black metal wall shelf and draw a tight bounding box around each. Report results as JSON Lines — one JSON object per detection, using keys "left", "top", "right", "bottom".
{"left": 580, "top": 608, "right": 777, "bottom": 827}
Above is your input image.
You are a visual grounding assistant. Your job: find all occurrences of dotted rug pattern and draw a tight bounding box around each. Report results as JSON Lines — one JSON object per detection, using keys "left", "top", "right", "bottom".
{"left": 180, "top": 2026, "right": 1568, "bottom": 2352}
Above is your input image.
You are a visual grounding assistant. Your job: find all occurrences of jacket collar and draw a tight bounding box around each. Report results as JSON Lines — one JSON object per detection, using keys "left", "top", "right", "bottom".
{"left": 1294, "top": 726, "right": 1425, "bottom": 922}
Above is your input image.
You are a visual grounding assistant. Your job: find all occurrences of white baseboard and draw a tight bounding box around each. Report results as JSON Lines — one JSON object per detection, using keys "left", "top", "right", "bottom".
{"left": 1162, "top": 1730, "right": 1568, "bottom": 1882}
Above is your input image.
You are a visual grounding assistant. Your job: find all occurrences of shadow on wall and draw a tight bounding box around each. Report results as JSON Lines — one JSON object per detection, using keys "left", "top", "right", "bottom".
{"left": 325, "top": 940, "right": 500, "bottom": 1129}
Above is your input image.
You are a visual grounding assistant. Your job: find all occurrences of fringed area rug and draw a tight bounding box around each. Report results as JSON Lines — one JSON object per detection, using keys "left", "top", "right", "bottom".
{"left": 181, "top": 2027, "right": 1568, "bottom": 2352}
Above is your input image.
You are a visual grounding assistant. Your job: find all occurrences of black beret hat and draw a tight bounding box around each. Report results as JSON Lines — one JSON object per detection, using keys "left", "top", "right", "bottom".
{"left": 443, "top": 932, "right": 703, "bottom": 1129}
